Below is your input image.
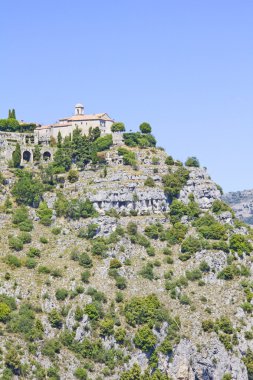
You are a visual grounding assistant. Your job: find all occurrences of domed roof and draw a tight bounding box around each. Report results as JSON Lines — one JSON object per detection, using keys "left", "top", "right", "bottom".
{"left": 75, "top": 103, "right": 84, "bottom": 108}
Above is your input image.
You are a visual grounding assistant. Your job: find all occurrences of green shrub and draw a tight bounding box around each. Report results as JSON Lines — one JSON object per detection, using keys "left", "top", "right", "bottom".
{"left": 202, "top": 319, "right": 215, "bottom": 332}
{"left": 55, "top": 288, "right": 68, "bottom": 301}
{"left": 115, "top": 276, "right": 127, "bottom": 289}
{"left": 81, "top": 270, "right": 90, "bottom": 283}
{"left": 94, "top": 134, "right": 113, "bottom": 152}
{"left": 144, "top": 177, "right": 155, "bottom": 187}
{"left": 5, "top": 254, "right": 22, "bottom": 268}
{"left": 179, "top": 294, "right": 191, "bottom": 305}
{"left": 181, "top": 236, "right": 203, "bottom": 255}
{"left": 124, "top": 294, "right": 161, "bottom": 326}
{"left": 123, "top": 132, "right": 156, "bottom": 148}
{"left": 118, "top": 147, "right": 137, "bottom": 166}
{"left": 139, "top": 122, "right": 152, "bottom": 134}
{"left": 27, "top": 247, "right": 41, "bottom": 257}
{"left": 127, "top": 222, "right": 138, "bottom": 235}
{"left": 91, "top": 239, "right": 108, "bottom": 256}
{"left": 193, "top": 214, "right": 227, "bottom": 240}
{"left": 68, "top": 169, "right": 79, "bottom": 183}
{"left": 229, "top": 234, "right": 253, "bottom": 255}
{"left": 110, "top": 259, "right": 122, "bottom": 269}
{"left": 84, "top": 303, "right": 102, "bottom": 320}
{"left": 0, "top": 302, "right": 11, "bottom": 322}
{"left": 40, "top": 236, "right": 48, "bottom": 244}
{"left": 185, "top": 268, "right": 202, "bottom": 281}
{"left": 12, "top": 172, "right": 43, "bottom": 207}
{"left": 212, "top": 200, "right": 232, "bottom": 214}
{"left": 18, "top": 232, "right": 32, "bottom": 244}
{"left": 12, "top": 206, "right": 33, "bottom": 231}
{"left": 165, "top": 223, "right": 188, "bottom": 244}
{"left": 79, "top": 253, "right": 93, "bottom": 268}
{"left": 111, "top": 122, "right": 125, "bottom": 132}
{"left": 25, "top": 258, "right": 37, "bottom": 269}
{"left": 85, "top": 223, "right": 98, "bottom": 239}
{"left": 100, "top": 317, "right": 114, "bottom": 336}
{"left": 139, "top": 263, "right": 154, "bottom": 280}
{"left": 8, "top": 236, "right": 23, "bottom": 251}
{"left": 48, "top": 309, "right": 63, "bottom": 328}
{"left": 74, "top": 367, "right": 88, "bottom": 380}
{"left": 134, "top": 325, "right": 156, "bottom": 352}
{"left": 165, "top": 156, "right": 174, "bottom": 165}
{"left": 162, "top": 167, "right": 189, "bottom": 198}
{"left": 185, "top": 156, "right": 200, "bottom": 167}
{"left": 199, "top": 260, "right": 210, "bottom": 272}
{"left": 42, "top": 338, "right": 61, "bottom": 358}
{"left": 36, "top": 201, "right": 53, "bottom": 226}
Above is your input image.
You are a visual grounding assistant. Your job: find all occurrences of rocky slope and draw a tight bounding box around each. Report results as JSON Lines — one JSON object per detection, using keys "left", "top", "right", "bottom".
{"left": 0, "top": 144, "right": 253, "bottom": 380}
{"left": 223, "top": 190, "right": 253, "bottom": 225}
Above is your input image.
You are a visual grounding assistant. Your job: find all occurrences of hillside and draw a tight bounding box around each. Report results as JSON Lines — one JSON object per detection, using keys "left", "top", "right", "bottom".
{"left": 0, "top": 132, "right": 253, "bottom": 380}
{"left": 223, "top": 190, "right": 253, "bottom": 225}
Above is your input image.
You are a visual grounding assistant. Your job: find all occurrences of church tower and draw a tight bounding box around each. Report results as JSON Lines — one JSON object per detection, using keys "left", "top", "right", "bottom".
{"left": 75, "top": 103, "right": 84, "bottom": 115}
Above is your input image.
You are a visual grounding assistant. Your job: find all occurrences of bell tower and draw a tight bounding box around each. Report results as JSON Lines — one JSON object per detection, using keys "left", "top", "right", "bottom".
{"left": 75, "top": 103, "right": 84, "bottom": 115}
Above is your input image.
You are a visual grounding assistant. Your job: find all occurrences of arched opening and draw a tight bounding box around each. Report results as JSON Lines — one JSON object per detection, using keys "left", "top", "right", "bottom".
{"left": 43, "top": 151, "right": 51, "bottom": 161}
{"left": 23, "top": 151, "right": 31, "bottom": 162}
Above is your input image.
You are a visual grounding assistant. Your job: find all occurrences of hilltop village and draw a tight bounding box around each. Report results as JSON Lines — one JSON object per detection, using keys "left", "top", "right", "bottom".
{"left": 0, "top": 104, "right": 122, "bottom": 165}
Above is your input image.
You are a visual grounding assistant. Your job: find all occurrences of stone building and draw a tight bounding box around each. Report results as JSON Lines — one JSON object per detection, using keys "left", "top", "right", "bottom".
{"left": 0, "top": 103, "right": 117, "bottom": 165}
{"left": 35, "top": 103, "right": 114, "bottom": 142}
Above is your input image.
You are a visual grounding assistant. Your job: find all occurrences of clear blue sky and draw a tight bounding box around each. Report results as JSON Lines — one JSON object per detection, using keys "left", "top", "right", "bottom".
{"left": 2, "top": 0, "right": 253, "bottom": 192}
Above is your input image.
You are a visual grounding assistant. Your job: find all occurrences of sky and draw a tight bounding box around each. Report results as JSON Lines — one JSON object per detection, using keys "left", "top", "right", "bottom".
{"left": 1, "top": 0, "right": 253, "bottom": 192}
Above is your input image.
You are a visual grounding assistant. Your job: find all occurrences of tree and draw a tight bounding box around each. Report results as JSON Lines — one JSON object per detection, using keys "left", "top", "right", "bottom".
{"left": 12, "top": 143, "right": 21, "bottom": 168}
{"left": 33, "top": 145, "right": 41, "bottom": 163}
{"left": 12, "top": 173, "right": 43, "bottom": 207}
{"left": 12, "top": 109, "right": 16, "bottom": 119}
{"left": 57, "top": 131, "right": 63, "bottom": 148}
{"left": 111, "top": 122, "right": 125, "bottom": 132}
{"left": 139, "top": 122, "right": 152, "bottom": 134}
{"left": 185, "top": 156, "right": 200, "bottom": 167}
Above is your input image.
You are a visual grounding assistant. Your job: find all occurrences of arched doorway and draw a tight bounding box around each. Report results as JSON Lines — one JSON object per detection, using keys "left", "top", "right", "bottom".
{"left": 23, "top": 151, "right": 31, "bottom": 162}
{"left": 43, "top": 151, "right": 51, "bottom": 161}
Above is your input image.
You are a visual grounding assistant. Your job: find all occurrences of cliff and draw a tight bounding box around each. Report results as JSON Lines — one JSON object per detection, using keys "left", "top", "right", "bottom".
{"left": 223, "top": 190, "right": 253, "bottom": 225}
{"left": 0, "top": 142, "right": 253, "bottom": 380}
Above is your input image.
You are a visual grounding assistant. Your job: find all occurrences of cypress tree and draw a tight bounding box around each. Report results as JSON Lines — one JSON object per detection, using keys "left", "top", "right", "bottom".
{"left": 8, "top": 109, "right": 12, "bottom": 119}
{"left": 12, "top": 143, "right": 21, "bottom": 168}
{"left": 12, "top": 109, "right": 16, "bottom": 119}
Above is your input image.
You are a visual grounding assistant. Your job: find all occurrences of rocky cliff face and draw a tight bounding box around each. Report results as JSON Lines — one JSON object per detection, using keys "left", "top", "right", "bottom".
{"left": 223, "top": 190, "right": 253, "bottom": 225}
{"left": 0, "top": 145, "right": 253, "bottom": 380}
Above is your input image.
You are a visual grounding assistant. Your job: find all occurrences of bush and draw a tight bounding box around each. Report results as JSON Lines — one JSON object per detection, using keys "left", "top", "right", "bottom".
{"left": 186, "top": 269, "right": 202, "bottom": 281}
{"left": 118, "top": 147, "right": 137, "bottom": 166}
{"left": 185, "top": 156, "right": 200, "bottom": 167}
{"left": 165, "top": 223, "right": 188, "bottom": 245}
{"left": 165, "top": 155, "right": 174, "bottom": 165}
{"left": 74, "top": 367, "right": 88, "bottom": 380}
{"left": 0, "top": 302, "right": 11, "bottom": 322}
{"left": 48, "top": 309, "right": 63, "bottom": 328}
{"left": 144, "top": 177, "right": 155, "bottom": 187}
{"left": 110, "top": 259, "right": 122, "bottom": 269}
{"left": 27, "top": 247, "right": 41, "bottom": 257}
{"left": 139, "top": 263, "right": 154, "bottom": 280}
{"left": 127, "top": 222, "right": 138, "bottom": 235}
{"left": 55, "top": 288, "right": 68, "bottom": 301}
{"left": 25, "top": 258, "right": 37, "bottom": 269}
{"left": 199, "top": 260, "right": 210, "bottom": 272}
{"left": 79, "top": 253, "right": 93, "bottom": 268}
{"left": 181, "top": 236, "right": 203, "bottom": 255}
{"left": 12, "top": 207, "right": 33, "bottom": 231}
{"left": 100, "top": 317, "right": 114, "bottom": 336}
{"left": 81, "top": 270, "right": 90, "bottom": 283}
{"left": 94, "top": 134, "right": 113, "bottom": 152}
{"left": 162, "top": 167, "right": 189, "bottom": 199}
{"left": 134, "top": 325, "right": 156, "bottom": 351}
{"left": 18, "top": 231, "right": 32, "bottom": 244}
{"left": 68, "top": 169, "right": 79, "bottom": 183}
{"left": 91, "top": 239, "right": 108, "bottom": 256}
{"left": 85, "top": 223, "right": 98, "bottom": 239}
{"left": 42, "top": 339, "right": 61, "bottom": 358}
{"left": 8, "top": 237, "right": 23, "bottom": 251}
{"left": 84, "top": 303, "right": 102, "bottom": 320}
{"left": 36, "top": 201, "right": 53, "bottom": 226}
{"left": 124, "top": 294, "right": 161, "bottom": 326}
{"left": 111, "top": 122, "right": 125, "bottom": 132}
{"left": 212, "top": 200, "right": 232, "bottom": 214}
{"left": 12, "top": 173, "right": 43, "bottom": 207}
{"left": 5, "top": 255, "right": 22, "bottom": 268}
{"left": 139, "top": 122, "right": 152, "bottom": 134}
{"left": 229, "top": 234, "right": 253, "bottom": 255}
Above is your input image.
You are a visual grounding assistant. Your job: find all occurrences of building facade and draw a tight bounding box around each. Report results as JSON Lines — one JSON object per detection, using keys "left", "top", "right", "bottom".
{"left": 35, "top": 104, "right": 114, "bottom": 143}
